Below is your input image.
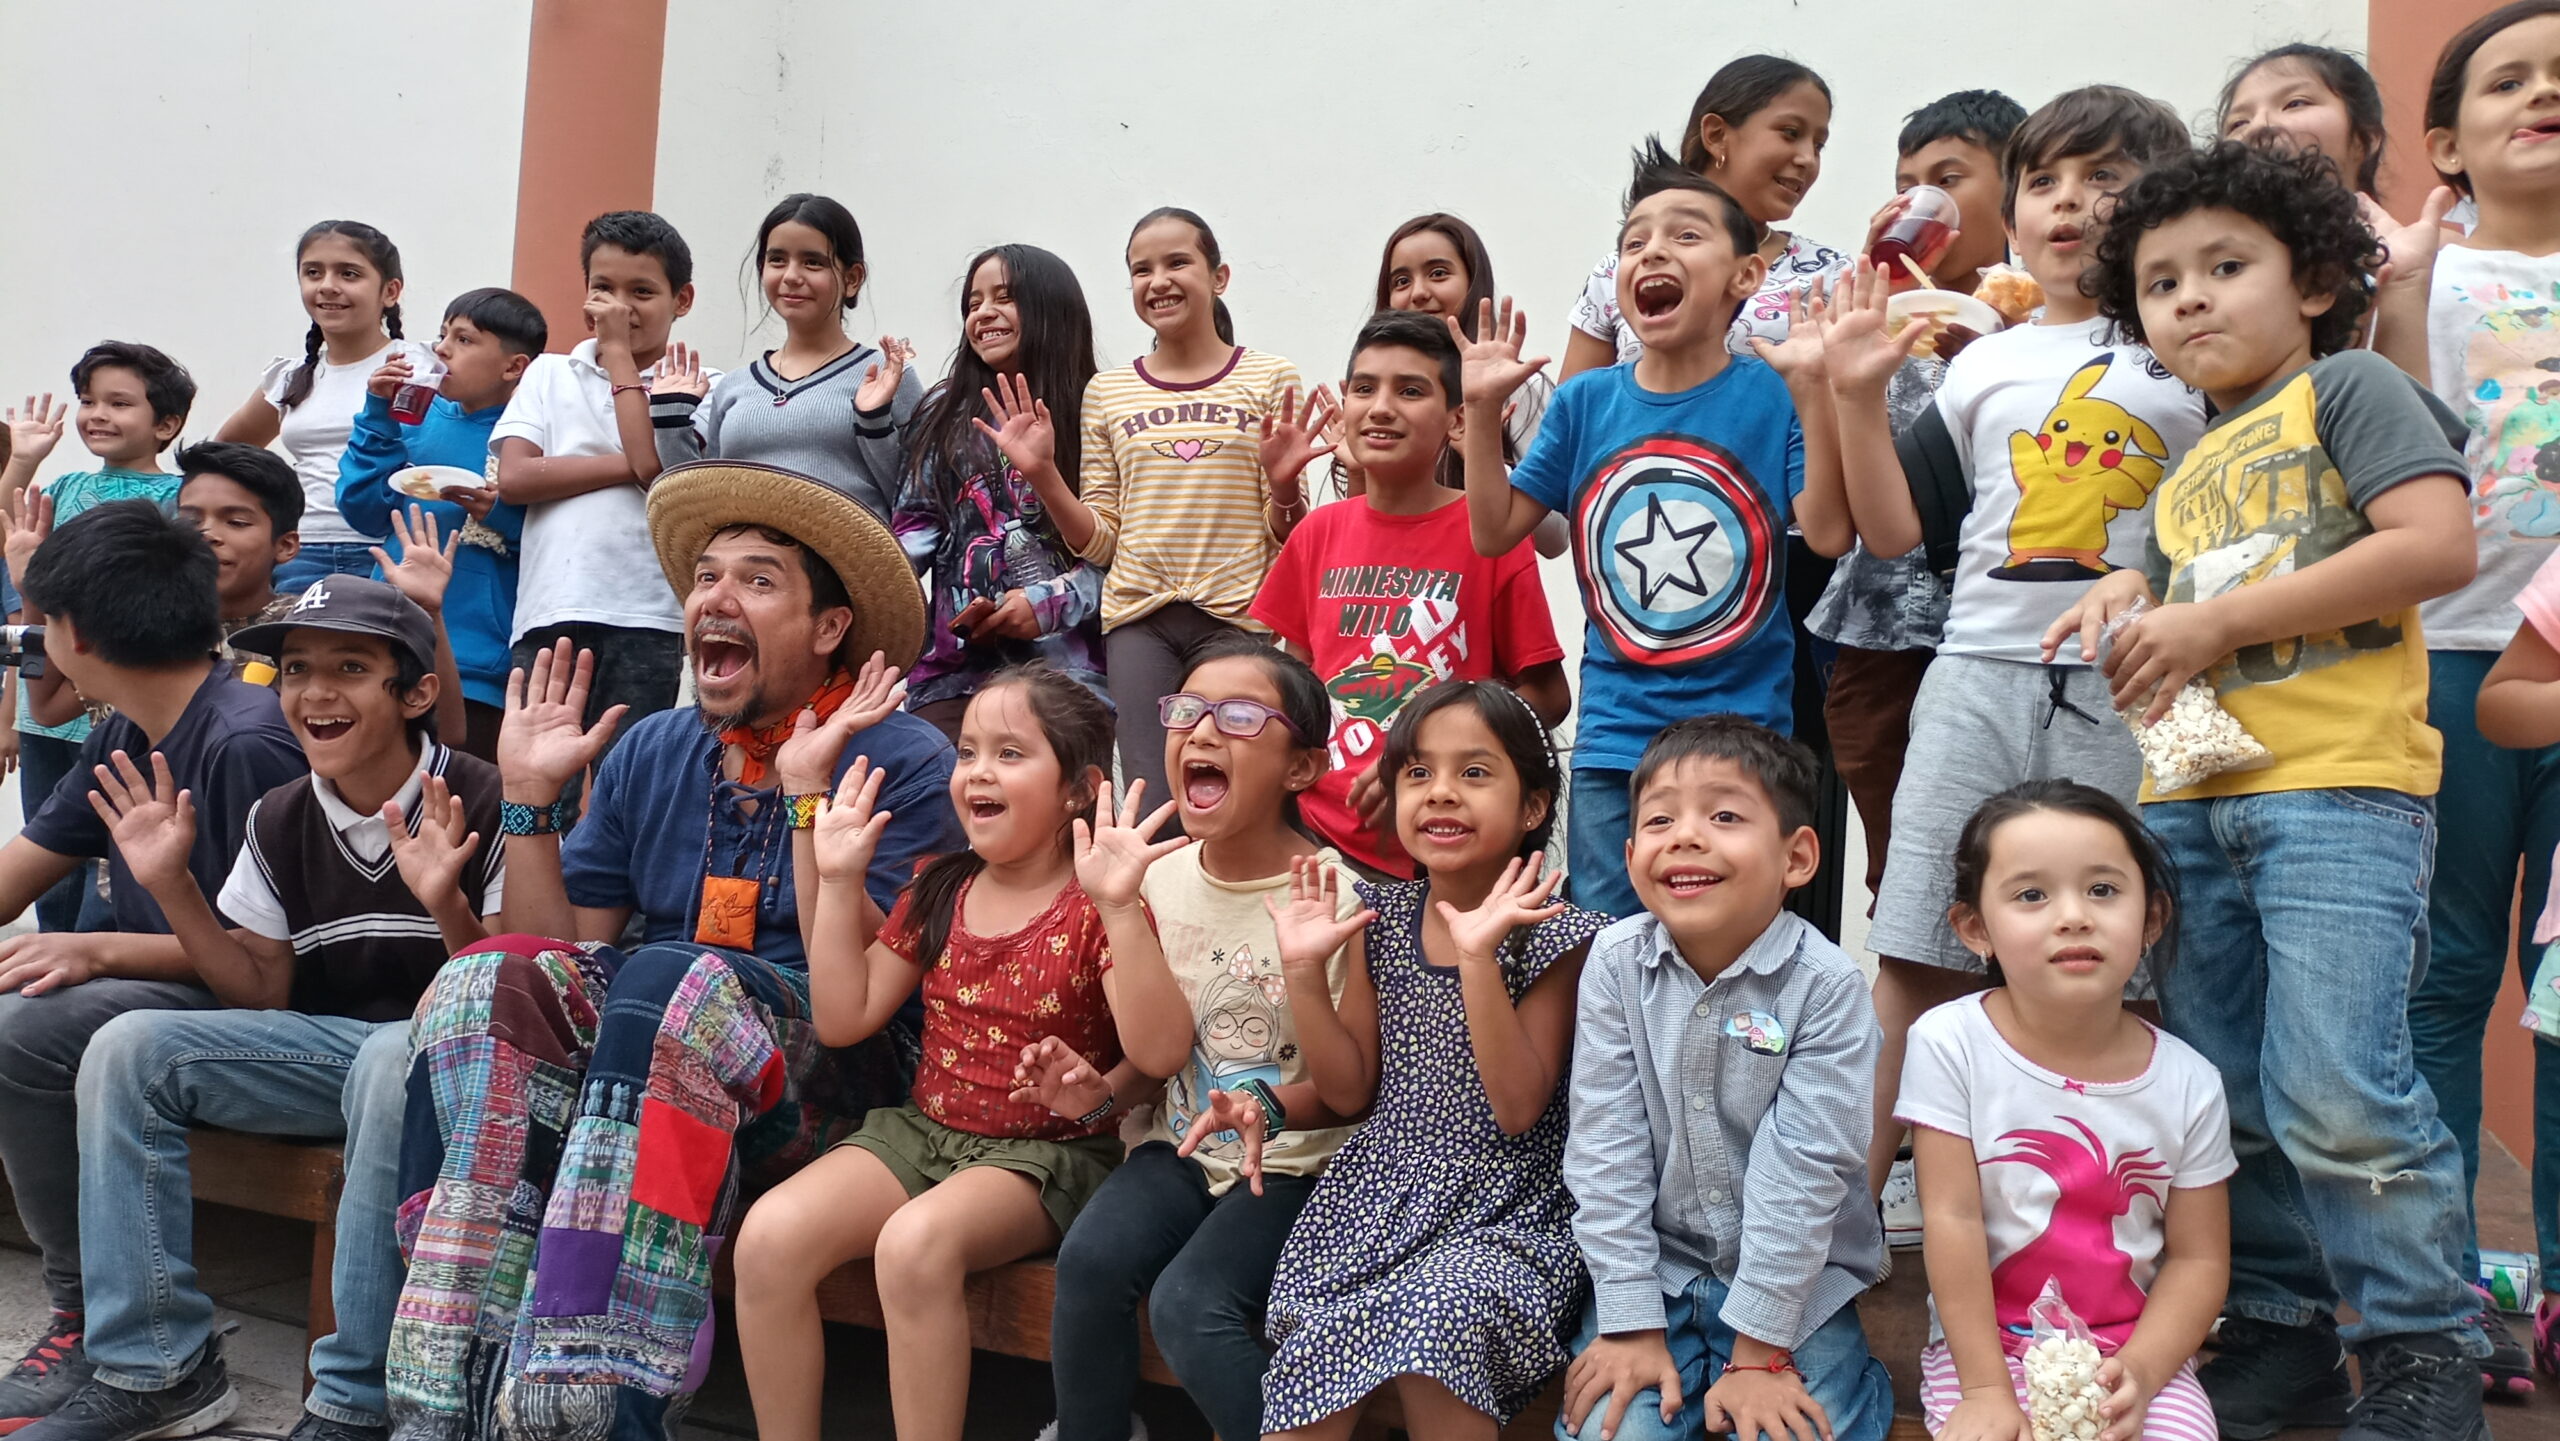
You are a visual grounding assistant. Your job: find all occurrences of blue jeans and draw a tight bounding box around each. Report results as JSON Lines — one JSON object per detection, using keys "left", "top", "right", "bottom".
{"left": 2149, "top": 788, "right": 2483, "bottom": 1350}
{"left": 1569, "top": 768, "right": 1637, "bottom": 922}
{"left": 2411, "top": 648, "right": 2560, "bottom": 1284}
{"left": 1554, "top": 1276, "right": 1892, "bottom": 1441}
{"left": 274, "top": 542, "right": 383, "bottom": 596}
{"left": 76, "top": 1009, "right": 412, "bottom": 1425}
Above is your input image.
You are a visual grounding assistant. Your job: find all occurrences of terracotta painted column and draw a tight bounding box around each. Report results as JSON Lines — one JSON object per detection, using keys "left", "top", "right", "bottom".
{"left": 511, "top": 0, "right": 670, "bottom": 350}
{"left": 2368, "top": 0, "right": 2482, "bottom": 216}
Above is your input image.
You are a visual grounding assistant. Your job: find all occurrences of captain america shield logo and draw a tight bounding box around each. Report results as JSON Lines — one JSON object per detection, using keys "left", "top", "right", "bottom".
{"left": 1571, "top": 434, "right": 1781, "bottom": 668}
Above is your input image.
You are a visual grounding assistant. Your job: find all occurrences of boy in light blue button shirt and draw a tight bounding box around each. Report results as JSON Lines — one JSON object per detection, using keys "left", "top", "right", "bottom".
{"left": 1559, "top": 716, "right": 1890, "bottom": 1441}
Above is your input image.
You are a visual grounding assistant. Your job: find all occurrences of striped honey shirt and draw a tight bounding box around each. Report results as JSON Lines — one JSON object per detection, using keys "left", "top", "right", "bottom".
{"left": 1075, "top": 346, "right": 1306, "bottom": 629}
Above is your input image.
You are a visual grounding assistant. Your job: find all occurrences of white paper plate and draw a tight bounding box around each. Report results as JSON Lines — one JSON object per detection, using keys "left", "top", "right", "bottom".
{"left": 392, "top": 465, "right": 488, "bottom": 500}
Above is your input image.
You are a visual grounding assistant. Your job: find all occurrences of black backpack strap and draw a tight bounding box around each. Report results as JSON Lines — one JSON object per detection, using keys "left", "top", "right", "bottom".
{"left": 1893, "top": 402, "right": 1970, "bottom": 578}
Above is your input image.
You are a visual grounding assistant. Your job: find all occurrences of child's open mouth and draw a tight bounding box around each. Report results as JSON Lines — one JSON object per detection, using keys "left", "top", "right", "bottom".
{"left": 966, "top": 796, "right": 1008, "bottom": 823}
{"left": 1417, "top": 818, "right": 1474, "bottom": 846}
{"left": 1183, "top": 760, "right": 1230, "bottom": 812}
{"left": 1658, "top": 867, "right": 1722, "bottom": 898}
{"left": 302, "top": 718, "right": 356, "bottom": 743}
{"left": 2046, "top": 223, "right": 2086, "bottom": 250}
{"left": 2517, "top": 116, "right": 2560, "bottom": 143}
{"left": 1633, "top": 275, "right": 1685, "bottom": 319}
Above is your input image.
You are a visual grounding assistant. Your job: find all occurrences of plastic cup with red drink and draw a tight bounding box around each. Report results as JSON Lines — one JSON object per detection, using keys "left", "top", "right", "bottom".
{"left": 390, "top": 347, "right": 448, "bottom": 425}
{"left": 1870, "top": 185, "right": 1962, "bottom": 282}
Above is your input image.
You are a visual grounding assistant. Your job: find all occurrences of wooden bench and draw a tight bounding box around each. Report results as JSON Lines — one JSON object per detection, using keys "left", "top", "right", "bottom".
{"left": 185, "top": 1129, "right": 343, "bottom": 1391}
{"left": 178, "top": 1131, "right": 1923, "bottom": 1439}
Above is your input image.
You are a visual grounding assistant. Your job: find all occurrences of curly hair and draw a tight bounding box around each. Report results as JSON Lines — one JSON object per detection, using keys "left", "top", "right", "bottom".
{"left": 2088, "top": 139, "right": 2381, "bottom": 360}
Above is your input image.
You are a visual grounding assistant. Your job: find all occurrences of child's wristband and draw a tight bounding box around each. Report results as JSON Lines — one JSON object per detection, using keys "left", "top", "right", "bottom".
{"left": 499, "top": 797, "right": 577, "bottom": 837}
{"left": 1721, "top": 1351, "right": 1799, "bottom": 1377}
{"left": 1074, "top": 1093, "right": 1118, "bottom": 1128}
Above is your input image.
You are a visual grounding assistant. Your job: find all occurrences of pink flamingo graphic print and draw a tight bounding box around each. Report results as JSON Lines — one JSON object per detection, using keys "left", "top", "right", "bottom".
{"left": 1985, "top": 1116, "right": 2172, "bottom": 1336}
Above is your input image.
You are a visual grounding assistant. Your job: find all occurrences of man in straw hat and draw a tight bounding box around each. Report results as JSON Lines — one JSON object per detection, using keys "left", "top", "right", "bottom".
{"left": 382, "top": 462, "right": 960, "bottom": 1441}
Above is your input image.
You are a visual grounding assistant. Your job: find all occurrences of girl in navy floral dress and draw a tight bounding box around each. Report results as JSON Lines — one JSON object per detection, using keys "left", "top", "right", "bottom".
{"left": 1256, "top": 680, "right": 1611, "bottom": 1435}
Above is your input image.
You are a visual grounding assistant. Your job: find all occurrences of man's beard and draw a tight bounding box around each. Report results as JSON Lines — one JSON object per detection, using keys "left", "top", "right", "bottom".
{"left": 697, "top": 689, "right": 763, "bottom": 733}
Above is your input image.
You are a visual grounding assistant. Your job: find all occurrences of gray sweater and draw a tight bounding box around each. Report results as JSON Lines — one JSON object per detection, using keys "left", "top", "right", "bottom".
{"left": 652, "top": 342, "right": 925, "bottom": 521}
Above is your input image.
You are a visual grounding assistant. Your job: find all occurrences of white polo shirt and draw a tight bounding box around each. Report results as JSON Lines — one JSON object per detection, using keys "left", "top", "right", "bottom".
{"left": 494, "top": 340, "right": 716, "bottom": 638}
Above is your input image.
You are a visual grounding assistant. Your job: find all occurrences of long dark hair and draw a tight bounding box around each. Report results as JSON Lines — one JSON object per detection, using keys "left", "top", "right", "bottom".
{"left": 1679, "top": 56, "right": 1832, "bottom": 173}
{"left": 1379, "top": 680, "right": 1560, "bottom": 861}
{"left": 279, "top": 220, "right": 404, "bottom": 411}
{"left": 905, "top": 245, "right": 1098, "bottom": 510}
{"left": 1366, "top": 214, "right": 1522, "bottom": 489}
{"left": 2429, "top": 0, "right": 2560, "bottom": 194}
{"left": 744, "top": 192, "right": 866, "bottom": 320}
{"left": 902, "top": 665, "right": 1115, "bottom": 970}
{"left": 2219, "top": 43, "right": 2387, "bottom": 194}
{"left": 1128, "top": 207, "right": 1235, "bottom": 345}
{"left": 1949, "top": 779, "right": 2179, "bottom": 984}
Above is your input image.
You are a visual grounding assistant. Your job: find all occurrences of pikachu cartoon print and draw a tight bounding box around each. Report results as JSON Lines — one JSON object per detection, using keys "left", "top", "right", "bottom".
{"left": 1997, "top": 355, "right": 2171, "bottom": 581}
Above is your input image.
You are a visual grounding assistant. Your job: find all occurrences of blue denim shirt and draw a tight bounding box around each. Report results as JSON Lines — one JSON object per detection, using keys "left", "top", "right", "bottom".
{"left": 561, "top": 705, "right": 960, "bottom": 963}
{"left": 1565, "top": 909, "right": 1884, "bottom": 1350}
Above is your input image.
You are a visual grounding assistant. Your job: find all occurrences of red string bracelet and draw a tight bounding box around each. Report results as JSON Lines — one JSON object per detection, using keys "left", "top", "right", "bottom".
{"left": 1723, "top": 1352, "right": 1801, "bottom": 1377}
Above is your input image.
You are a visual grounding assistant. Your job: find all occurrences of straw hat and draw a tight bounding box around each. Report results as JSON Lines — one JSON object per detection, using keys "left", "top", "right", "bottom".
{"left": 646, "top": 460, "right": 925, "bottom": 671}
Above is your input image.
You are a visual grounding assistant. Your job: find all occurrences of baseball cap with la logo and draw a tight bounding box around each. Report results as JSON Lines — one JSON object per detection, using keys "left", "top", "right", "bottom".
{"left": 227, "top": 575, "right": 438, "bottom": 674}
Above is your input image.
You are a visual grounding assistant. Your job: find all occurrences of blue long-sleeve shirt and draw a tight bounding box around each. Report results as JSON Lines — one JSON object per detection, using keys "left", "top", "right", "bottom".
{"left": 1565, "top": 909, "right": 1885, "bottom": 1350}
{"left": 337, "top": 392, "right": 525, "bottom": 708}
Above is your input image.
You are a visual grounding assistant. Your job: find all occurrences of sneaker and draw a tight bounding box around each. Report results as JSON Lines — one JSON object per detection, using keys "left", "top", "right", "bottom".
{"left": 2536, "top": 1294, "right": 2560, "bottom": 1378}
{"left": 286, "top": 1415, "right": 388, "bottom": 1441}
{"left": 2199, "top": 1315, "right": 2353, "bottom": 1439}
{"left": 2474, "top": 1285, "right": 2536, "bottom": 1398}
{"left": 1879, "top": 1155, "right": 1924, "bottom": 1247}
{"left": 14, "top": 1342, "right": 235, "bottom": 1441}
{"left": 0, "top": 1315, "right": 91, "bottom": 1435}
{"left": 1031, "top": 1419, "right": 1149, "bottom": 1441}
{"left": 2344, "top": 1333, "right": 2488, "bottom": 1441}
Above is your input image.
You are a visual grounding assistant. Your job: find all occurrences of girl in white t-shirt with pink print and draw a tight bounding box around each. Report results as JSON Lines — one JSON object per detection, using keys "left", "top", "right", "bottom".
{"left": 1898, "top": 780, "right": 2235, "bottom": 1441}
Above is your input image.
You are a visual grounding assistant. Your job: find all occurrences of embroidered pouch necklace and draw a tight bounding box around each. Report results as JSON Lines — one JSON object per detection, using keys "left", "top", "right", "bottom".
{"left": 696, "top": 670, "right": 856, "bottom": 947}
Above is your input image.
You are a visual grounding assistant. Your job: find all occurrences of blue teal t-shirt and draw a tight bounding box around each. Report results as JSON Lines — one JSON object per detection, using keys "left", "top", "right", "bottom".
{"left": 1508, "top": 358, "right": 1804, "bottom": 770}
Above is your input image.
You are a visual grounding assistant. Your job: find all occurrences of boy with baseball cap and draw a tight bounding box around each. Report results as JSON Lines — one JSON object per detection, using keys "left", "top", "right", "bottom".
{"left": 26, "top": 575, "right": 506, "bottom": 1441}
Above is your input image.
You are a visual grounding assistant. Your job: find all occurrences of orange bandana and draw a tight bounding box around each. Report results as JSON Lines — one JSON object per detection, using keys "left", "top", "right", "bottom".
{"left": 719, "top": 670, "right": 856, "bottom": 791}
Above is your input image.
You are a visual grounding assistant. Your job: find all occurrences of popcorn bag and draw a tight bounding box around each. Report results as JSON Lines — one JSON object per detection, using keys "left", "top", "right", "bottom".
{"left": 2096, "top": 599, "right": 2272, "bottom": 794}
{"left": 2021, "top": 1279, "right": 2112, "bottom": 1441}
{"left": 1974, "top": 262, "right": 2046, "bottom": 327}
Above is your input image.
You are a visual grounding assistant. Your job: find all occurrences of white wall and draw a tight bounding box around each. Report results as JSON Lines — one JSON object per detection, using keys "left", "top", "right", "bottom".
{"left": 650, "top": 0, "right": 2365, "bottom": 767}
{"left": 653, "top": 0, "right": 2365, "bottom": 385}
{"left": 0, "top": 0, "right": 534, "bottom": 488}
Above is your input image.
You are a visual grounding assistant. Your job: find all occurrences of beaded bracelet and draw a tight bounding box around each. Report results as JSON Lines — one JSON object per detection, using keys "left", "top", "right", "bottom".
{"left": 1236, "top": 1077, "right": 1287, "bottom": 1136}
{"left": 498, "top": 796, "right": 578, "bottom": 837}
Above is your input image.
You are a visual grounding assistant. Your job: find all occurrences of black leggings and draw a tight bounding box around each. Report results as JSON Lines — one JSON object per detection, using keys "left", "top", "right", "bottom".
{"left": 1049, "top": 1141, "right": 1316, "bottom": 1441}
